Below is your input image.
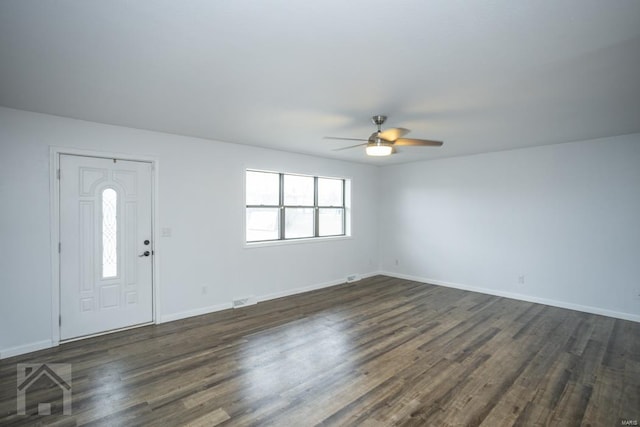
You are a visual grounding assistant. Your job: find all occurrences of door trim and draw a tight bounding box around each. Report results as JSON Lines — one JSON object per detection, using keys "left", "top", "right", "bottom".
{"left": 50, "top": 146, "right": 161, "bottom": 346}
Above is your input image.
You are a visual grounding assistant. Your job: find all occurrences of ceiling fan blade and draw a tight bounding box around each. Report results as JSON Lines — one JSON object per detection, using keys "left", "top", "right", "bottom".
{"left": 378, "top": 127, "right": 410, "bottom": 142}
{"left": 323, "top": 136, "right": 369, "bottom": 142}
{"left": 332, "top": 142, "right": 368, "bottom": 151}
{"left": 394, "top": 138, "right": 443, "bottom": 147}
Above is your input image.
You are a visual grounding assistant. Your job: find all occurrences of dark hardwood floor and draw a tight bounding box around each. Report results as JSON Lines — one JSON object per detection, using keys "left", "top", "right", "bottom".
{"left": 1, "top": 275, "right": 638, "bottom": 426}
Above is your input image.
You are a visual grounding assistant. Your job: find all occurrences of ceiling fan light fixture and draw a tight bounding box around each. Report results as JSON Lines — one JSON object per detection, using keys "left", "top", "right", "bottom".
{"left": 366, "top": 144, "right": 393, "bottom": 156}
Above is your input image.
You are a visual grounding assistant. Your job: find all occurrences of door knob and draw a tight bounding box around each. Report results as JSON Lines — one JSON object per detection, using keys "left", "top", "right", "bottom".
{"left": 138, "top": 251, "right": 150, "bottom": 257}
{"left": 144, "top": 240, "right": 150, "bottom": 245}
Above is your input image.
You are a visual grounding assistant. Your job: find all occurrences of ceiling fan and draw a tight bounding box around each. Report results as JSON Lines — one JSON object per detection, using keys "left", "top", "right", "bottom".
{"left": 324, "top": 115, "right": 443, "bottom": 156}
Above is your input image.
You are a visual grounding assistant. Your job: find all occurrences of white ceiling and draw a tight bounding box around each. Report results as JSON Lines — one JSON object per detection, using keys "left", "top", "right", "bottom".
{"left": 1, "top": 0, "right": 639, "bottom": 165}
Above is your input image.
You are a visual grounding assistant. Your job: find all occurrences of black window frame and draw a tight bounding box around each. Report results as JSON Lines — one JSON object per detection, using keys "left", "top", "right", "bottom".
{"left": 246, "top": 170, "right": 346, "bottom": 243}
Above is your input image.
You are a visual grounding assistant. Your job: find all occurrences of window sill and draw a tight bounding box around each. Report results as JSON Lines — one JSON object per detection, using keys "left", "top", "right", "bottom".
{"left": 243, "top": 235, "right": 352, "bottom": 249}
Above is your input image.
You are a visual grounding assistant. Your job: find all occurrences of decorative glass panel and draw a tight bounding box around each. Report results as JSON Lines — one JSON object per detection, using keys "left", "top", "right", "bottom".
{"left": 285, "top": 208, "right": 314, "bottom": 239}
{"left": 318, "top": 178, "right": 343, "bottom": 206}
{"left": 319, "top": 208, "right": 344, "bottom": 236}
{"left": 284, "top": 175, "right": 314, "bottom": 206}
{"left": 246, "top": 171, "right": 279, "bottom": 205}
{"left": 102, "top": 188, "right": 118, "bottom": 278}
{"left": 246, "top": 207, "right": 280, "bottom": 242}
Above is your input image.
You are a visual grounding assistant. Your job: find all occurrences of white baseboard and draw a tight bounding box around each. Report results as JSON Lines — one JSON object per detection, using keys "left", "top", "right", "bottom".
{"left": 381, "top": 271, "right": 640, "bottom": 323}
{"left": 0, "top": 340, "right": 54, "bottom": 360}
{"left": 159, "top": 271, "right": 381, "bottom": 322}
{"left": 159, "top": 302, "right": 233, "bottom": 323}
{"left": 257, "top": 271, "right": 381, "bottom": 303}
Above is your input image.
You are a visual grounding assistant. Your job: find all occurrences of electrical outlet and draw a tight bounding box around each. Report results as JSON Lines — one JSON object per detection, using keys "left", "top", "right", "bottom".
{"left": 201, "top": 286, "right": 207, "bottom": 295}
{"left": 518, "top": 275, "right": 525, "bottom": 285}
{"left": 395, "top": 259, "right": 399, "bottom": 266}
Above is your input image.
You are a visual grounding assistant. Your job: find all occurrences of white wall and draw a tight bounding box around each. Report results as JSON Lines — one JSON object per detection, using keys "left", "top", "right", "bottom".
{"left": 2, "top": 105, "right": 638, "bottom": 358}
{"left": 379, "top": 134, "right": 640, "bottom": 321}
{"left": 0, "top": 107, "right": 379, "bottom": 357}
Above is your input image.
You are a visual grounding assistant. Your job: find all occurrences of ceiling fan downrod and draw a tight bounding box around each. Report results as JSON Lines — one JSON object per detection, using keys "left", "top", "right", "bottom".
{"left": 372, "top": 115, "right": 387, "bottom": 132}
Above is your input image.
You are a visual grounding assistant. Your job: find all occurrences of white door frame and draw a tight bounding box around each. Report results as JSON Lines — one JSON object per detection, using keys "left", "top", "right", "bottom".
{"left": 49, "top": 146, "right": 161, "bottom": 346}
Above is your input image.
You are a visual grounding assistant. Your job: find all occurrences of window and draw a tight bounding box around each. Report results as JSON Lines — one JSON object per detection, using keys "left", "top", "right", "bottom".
{"left": 102, "top": 188, "right": 118, "bottom": 278}
{"left": 246, "top": 170, "right": 347, "bottom": 243}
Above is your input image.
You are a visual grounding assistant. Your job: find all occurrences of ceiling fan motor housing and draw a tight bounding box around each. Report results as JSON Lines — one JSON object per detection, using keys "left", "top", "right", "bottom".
{"left": 368, "top": 133, "right": 390, "bottom": 145}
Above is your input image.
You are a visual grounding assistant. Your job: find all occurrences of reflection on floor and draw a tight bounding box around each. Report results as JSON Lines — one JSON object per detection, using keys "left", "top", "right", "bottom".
{"left": 1, "top": 275, "right": 638, "bottom": 425}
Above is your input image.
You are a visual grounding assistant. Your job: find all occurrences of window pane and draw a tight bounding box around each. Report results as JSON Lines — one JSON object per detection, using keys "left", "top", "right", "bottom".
{"left": 319, "top": 208, "right": 344, "bottom": 236}
{"left": 247, "top": 208, "right": 279, "bottom": 242}
{"left": 246, "top": 171, "right": 279, "bottom": 205}
{"left": 284, "top": 174, "right": 314, "bottom": 206}
{"left": 102, "top": 188, "right": 118, "bottom": 278}
{"left": 285, "top": 208, "right": 314, "bottom": 239}
{"left": 318, "top": 178, "right": 343, "bottom": 206}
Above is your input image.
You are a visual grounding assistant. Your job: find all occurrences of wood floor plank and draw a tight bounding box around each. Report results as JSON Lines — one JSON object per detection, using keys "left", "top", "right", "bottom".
{"left": 184, "top": 408, "right": 230, "bottom": 427}
{"left": 1, "top": 275, "right": 638, "bottom": 426}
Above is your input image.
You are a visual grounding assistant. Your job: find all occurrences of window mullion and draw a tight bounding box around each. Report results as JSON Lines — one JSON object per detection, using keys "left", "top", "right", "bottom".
{"left": 279, "top": 173, "right": 285, "bottom": 240}
{"left": 342, "top": 179, "right": 346, "bottom": 236}
{"left": 314, "top": 176, "right": 319, "bottom": 237}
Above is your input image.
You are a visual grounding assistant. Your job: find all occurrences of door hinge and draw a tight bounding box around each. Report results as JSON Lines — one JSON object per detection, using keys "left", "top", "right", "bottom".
{"left": 59, "top": 315, "right": 61, "bottom": 326}
{"left": 58, "top": 242, "right": 61, "bottom": 253}
{"left": 57, "top": 169, "right": 61, "bottom": 179}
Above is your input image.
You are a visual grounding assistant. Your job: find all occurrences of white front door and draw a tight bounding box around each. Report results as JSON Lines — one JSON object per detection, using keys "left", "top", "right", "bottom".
{"left": 59, "top": 154, "right": 153, "bottom": 340}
